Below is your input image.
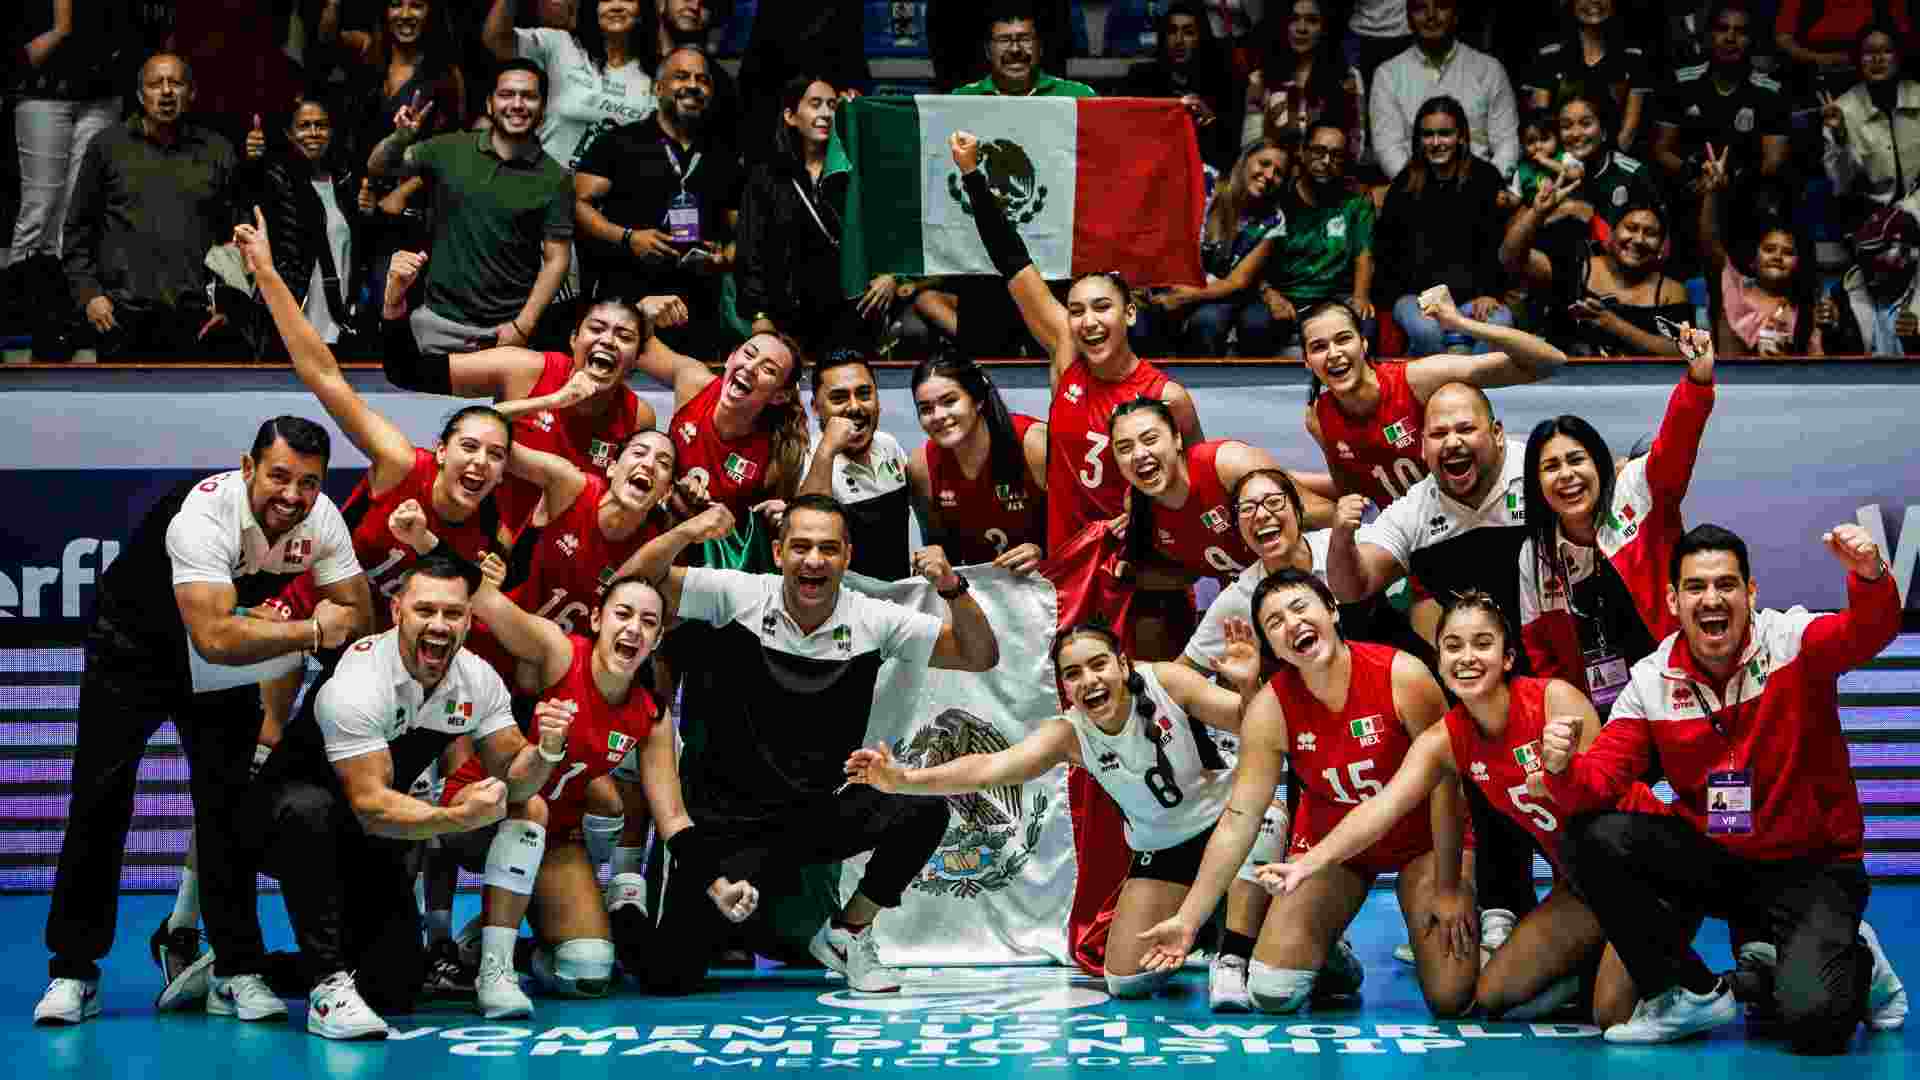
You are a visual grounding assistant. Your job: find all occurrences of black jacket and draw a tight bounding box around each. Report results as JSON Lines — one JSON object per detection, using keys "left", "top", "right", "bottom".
{"left": 255, "top": 150, "right": 363, "bottom": 324}
{"left": 735, "top": 157, "right": 848, "bottom": 341}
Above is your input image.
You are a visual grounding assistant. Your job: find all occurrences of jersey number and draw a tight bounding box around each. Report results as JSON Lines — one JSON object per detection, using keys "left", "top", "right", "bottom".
{"left": 1370, "top": 459, "right": 1425, "bottom": 500}
{"left": 1078, "top": 433, "right": 1109, "bottom": 489}
{"left": 1321, "top": 759, "right": 1384, "bottom": 804}
{"left": 534, "top": 588, "right": 591, "bottom": 635}
{"left": 985, "top": 528, "right": 1010, "bottom": 555}
{"left": 367, "top": 548, "right": 409, "bottom": 599}
{"left": 1506, "top": 783, "right": 1559, "bottom": 832}
{"left": 1143, "top": 763, "right": 1184, "bottom": 809}
{"left": 546, "top": 761, "right": 588, "bottom": 802}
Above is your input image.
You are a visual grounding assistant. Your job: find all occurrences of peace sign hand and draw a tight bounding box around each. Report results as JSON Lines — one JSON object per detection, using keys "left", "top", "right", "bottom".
{"left": 1533, "top": 171, "right": 1581, "bottom": 214}
{"left": 1699, "top": 142, "right": 1731, "bottom": 193}
{"left": 392, "top": 90, "right": 435, "bottom": 139}
{"left": 1819, "top": 91, "right": 1845, "bottom": 138}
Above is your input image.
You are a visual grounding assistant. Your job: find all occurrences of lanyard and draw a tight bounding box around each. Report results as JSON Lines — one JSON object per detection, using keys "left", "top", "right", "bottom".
{"left": 662, "top": 140, "right": 702, "bottom": 190}
{"left": 1687, "top": 665, "right": 1749, "bottom": 770}
{"left": 792, "top": 178, "right": 841, "bottom": 248}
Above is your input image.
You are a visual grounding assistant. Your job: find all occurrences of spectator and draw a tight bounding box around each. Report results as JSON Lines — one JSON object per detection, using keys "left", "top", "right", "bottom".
{"left": 1245, "top": 0, "right": 1366, "bottom": 167}
{"left": 1261, "top": 123, "right": 1377, "bottom": 347}
{"left": 253, "top": 96, "right": 369, "bottom": 352}
{"left": 367, "top": 58, "right": 573, "bottom": 357}
{"left": 1375, "top": 96, "right": 1513, "bottom": 354}
{"left": 1775, "top": 0, "right": 1915, "bottom": 106}
{"left": 1503, "top": 179, "right": 1690, "bottom": 357}
{"left": 1369, "top": 0, "right": 1518, "bottom": 182}
{"left": 648, "top": 0, "right": 742, "bottom": 155}
{"left": 929, "top": 0, "right": 1071, "bottom": 91}
{"left": 1139, "top": 139, "right": 1289, "bottom": 356}
{"left": 8, "top": 0, "right": 127, "bottom": 270}
{"left": 1510, "top": 105, "right": 1580, "bottom": 207}
{"left": 481, "top": 0, "right": 657, "bottom": 173}
{"left": 1554, "top": 93, "right": 1665, "bottom": 231}
{"left": 1520, "top": 0, "right": 1656, "bottom": 153}
{"left": 737, "top": 75, "right": 896, "bottom": 357}
{"left": 1347, "top": 0, "right": 1411, "bottom": 89}
{"left": 1651, "top": 2, "right": 1791, "bottom": 191}
{"left": 530, "top": 0, "right": 577, "bottom": 28}
{"left": 1821, "top": 23, "right": 1920, "bottom": 207}
{"left": 63, "top": 52, "right": 247, "bottom": 358}
{"left": 1821, "top": 202, "right": 1920, "bottom": 356}
{"left": 575, "top": 45, "right": 744, "bottom": 358}
{"left": 1700, "top": 150, "right": 1827, "bottom": 355}
{"left": 738, "top": 0, "right": 869, "bottom": 155}
{"left": 954, "top": 4, "right": 1095, "bottom": 97}
{"left": 1124, "top": 1, "right": 1239, "bottom": 168}
{"left": 317, "top": 0, "right": 467, "bottom": 327}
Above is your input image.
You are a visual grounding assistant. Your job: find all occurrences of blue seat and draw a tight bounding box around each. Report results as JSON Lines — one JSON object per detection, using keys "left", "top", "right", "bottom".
{"left": 864, "top": 1, "right": 933, "bottom": 58}
{"left": 711, "top": 0, "right": 755, "bottom": 56}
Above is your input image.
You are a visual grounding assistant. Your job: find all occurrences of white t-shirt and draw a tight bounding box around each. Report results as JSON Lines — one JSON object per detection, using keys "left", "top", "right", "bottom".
{"left": 315, "top": 628, "right": 516, "bottom": 767}
{"left": 515, "top": 27, "right": 656, "bottom": 172}
{"left": 166, "top": 469, "right": 360, "bottom": 692}
{"left": 1183, "top": 529, "right": 1333, "bottom": 669}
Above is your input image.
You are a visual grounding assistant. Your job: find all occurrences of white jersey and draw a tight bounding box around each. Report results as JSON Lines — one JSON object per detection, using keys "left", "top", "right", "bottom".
{"left": 1069, "top": 665, "right": 1234, "bottom": 852}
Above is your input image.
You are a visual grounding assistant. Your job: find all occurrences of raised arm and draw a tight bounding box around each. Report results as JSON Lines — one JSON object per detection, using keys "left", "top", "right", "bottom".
{"left": 635, "top": 331, "right": 716, "bottom": 406}
{"left": 1216, "top": 440, "right": 1335, "bottom": 530}
{"left": 1325, "top": 494, "right": 1407, "bottom": 602}
{"left": 950, "top": 132, "right": 1072, "bottom": 375}
{"left": 481, "top": 0, "right": 518, "bottom": 61}
{"left": 844, "top": 718, "right": 1077, "bottom": 796}
{"left": 610, "top": 504, "right": 737, "bottom": 585}
{"left": 1403, "top": 287, "right": 1568, "bottom": 398}
{"left": 916, "top": 548, "right": 1000, "bottom": 672}
{"left": 1500, "top": 173, "right": 1578, "bottom": 288}
{"left": 470, "top": 555, "right": 575, "bottom": 687}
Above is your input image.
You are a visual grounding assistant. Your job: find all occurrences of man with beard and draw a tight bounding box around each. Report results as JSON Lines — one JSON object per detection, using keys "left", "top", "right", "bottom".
{"left": 243, "top": 555, "right": 571, "bottom": 1038}
{"left": 35, "top": 417, "right": 369, "bottom": 1026}
{"left": 1367, "top": 0, "right": 1519, "bottom": 182}
{"left": 800, "top": 349, "right": 912, "bottom": 581}
{"left": 576, "top": 45, "right": 745, "bottom": 358}
{"left": 368, "top": 59, "right": 574, "bottom": 357}
{"left": 1541, "top": 524, "right": 1907, "bottom": 1049}
{"left": 1260, "top": 124, "right": 1379, "bottom": 346}
{"left": 647, "top": 0, "right": 741, "bottom": 154}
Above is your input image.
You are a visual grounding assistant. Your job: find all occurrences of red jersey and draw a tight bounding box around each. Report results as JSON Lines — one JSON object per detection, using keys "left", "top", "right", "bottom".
{"left": 1046, "top": 357, "right": 1170, "bottom": 551}
{"left": 1443, "top": 677, "right": 1571, "bottom": 873}
{"left": 1274, "top": 641, "right": 1432, "bottom": 874}
{"left": 443, "top": 635, "right": 658, "bottom": 835}
{"left": 924, "top": 413, "right": 1047, "bottom": 565}
{"left": 669, "top": 374, "right": 776, "bottom": 518}
{"left": 1150, "top": 440, "right": 1257, "bottom": 578}
{"left": 273, "top": 448, "right": 498, "bottom": 621}
{"left": 1313, "top": 360, "right": 1427, "bottom": 506}
{"left": 496, "top": 352, "right": 648, "bottom": 531}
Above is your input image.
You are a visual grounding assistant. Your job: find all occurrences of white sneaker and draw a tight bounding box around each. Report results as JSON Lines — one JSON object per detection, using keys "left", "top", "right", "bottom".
{"left": 1315, "top": 938, "right": 1364, "bottom": 998}
{"left": 1393, "top": 943, "right": 1415, "bottom": 965}
{"left": 207, "top": 973, "right": 288, "bottom": 1021}
{"left": 1480, "top": 908, "right": 1517, "bottom": 969}
{"left": 1603, "top": 982, "right": 1737, "bottom": 1044}
{"left": 33, "top": 978, "right": 101, "bottom": 1025}
{"left": 1861, "top": 920, "right": 1908, "bottom": 1031}
{"left": 1209, "top": 954, "right": 1252, "bottom": 1012}
{"left": 475, "top": 954, "right": 534, "bottom": 1020}
{"left": 307, "top": 972, "right": 389, "bottom": 1040}
{"left": 809, "top": 922, "right": 899, "bottom": 994}
{"left": 158, "top": 949, "right": 218, "bottom": 1012}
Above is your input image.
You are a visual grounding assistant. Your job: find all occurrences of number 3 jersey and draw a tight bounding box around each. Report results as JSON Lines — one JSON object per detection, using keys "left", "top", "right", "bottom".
{"left": 1067, "top": 664, "right": 1232, "bottom": 853}
{"left": 443, "top": 635, "right": 658, "bottom": 835}
{"left": 1275, "top": 641, "right": 1433, "bottom": 873}
{"left": 1046, "top": 357, "right": 1170, "bottom": 552}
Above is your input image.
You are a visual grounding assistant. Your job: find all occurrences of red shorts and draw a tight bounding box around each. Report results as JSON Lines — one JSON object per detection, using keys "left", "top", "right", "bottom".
{"left": 1291, "top": 792, "right": 1433, "bottom": 876}
{"left": 442, "top": 756, "right": 589, "bottom": 839}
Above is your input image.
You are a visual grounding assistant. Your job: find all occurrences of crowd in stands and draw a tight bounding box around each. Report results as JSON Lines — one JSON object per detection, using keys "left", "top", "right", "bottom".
{"left": 5, "top": 0, "right": 1920, "bottom": 362}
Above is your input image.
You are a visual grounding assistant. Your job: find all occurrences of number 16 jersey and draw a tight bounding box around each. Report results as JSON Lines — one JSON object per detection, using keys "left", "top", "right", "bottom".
{"left": 1068, "top": 665, "right": 1232, "bottom": 853}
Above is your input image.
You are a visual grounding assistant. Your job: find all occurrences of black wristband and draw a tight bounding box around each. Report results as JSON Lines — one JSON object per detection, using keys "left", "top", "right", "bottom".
{"left": 382, "top": 319, "right": 450, "bottom": 394}
{"left": 667, "top": 825, "right": 719, "bottom": 879}
{"left": 963, "top": 169, "right": 1033, "bottom": 281}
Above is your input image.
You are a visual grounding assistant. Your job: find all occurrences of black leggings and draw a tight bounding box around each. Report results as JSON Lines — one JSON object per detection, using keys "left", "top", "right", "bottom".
{"left": 642, "top": 789, "right": 949, "bottom": 996}
{"left": 1567, "top": 811, "right": 1871, "bottom": 1055}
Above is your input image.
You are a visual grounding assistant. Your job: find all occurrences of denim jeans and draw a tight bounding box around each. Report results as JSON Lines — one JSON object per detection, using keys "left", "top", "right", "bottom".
{"left": 1186, "top": 300, "right": 1288, "bottom": 356}
{"left": 8, "top": 97, "right": 119, "bottom": 264}
{"left": 1392, "top": 293, "right": 1513, "bottom": 354}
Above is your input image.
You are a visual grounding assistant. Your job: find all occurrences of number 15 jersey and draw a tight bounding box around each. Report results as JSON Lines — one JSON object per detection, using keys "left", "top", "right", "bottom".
{"left": 1068, "top": 664, "right": 1231, "bottom": 853}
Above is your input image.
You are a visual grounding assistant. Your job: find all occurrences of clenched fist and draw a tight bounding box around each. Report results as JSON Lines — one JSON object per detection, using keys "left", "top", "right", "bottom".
{"left": 534, "top": 698, "right": 574, "bottom": 760}
{"left": 453, "top": 776, "right": 507, "bottom": 829}
{"left": 1540, "top": 714, "right": 1583, "bottom": 774}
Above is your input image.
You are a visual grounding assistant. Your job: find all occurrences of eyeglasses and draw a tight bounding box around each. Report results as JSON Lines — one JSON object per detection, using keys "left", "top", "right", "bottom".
{"left": 1420, "top": 127, "right": 1459, "bottom": 138}
{"left": 1237, "top": 494, "right": 1294, "bottom": 519}
{"left": 991, "top": 33, "right": 1038, "bottom": 48}
{"left": 1303, "top": 146, "right": 1346, "bottom": 162}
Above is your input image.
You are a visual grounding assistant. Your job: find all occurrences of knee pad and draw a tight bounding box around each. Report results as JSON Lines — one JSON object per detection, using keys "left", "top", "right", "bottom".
{"left": 533, "top": 938, "right": 616, "bottom": 998}
{"left": 583, "top": 813, "right": 625, "bottom": 867}
{"left": 483, "top": 819, "right": 546, "bottom": 895}
{"left": 1237, "top": 796, "right": 1289, "bottom": 883}
{"left": 1247, "top": 961, "right": 1315, "bottom": 1014}
{"left": 1105, "top": 968, "right": 1173, "bottom": 999}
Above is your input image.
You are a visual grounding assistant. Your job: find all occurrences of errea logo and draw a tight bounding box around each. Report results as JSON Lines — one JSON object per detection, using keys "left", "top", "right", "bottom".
{"left": 532, "top": 411, "right": 556, "bottom": 432}
{"left": 1063, "top": 383, "right": 1084, "bottom": 404}
{"left": 677, "top": 421, "right": 698, "bottom": 443}
{"left": 1470, "top": 761, "right": 1489, "bottom": 782}
{"left": 1296, "top": 732, "right": 1317, "bottom": 752}
{"left": 555, "top": 533, "right": 580, "bottom": 557}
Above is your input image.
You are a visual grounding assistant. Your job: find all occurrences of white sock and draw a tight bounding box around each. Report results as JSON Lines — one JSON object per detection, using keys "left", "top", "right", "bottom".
{"left": 424, "top": 908, "right": 453, "bottom": 944}
{"left": 610, "top": 845, "right": 646, "bottom": 878}
{"left": 169, "top": 869, "right": 200, "bottom": 932}
{"left": 481, "top": 925, "right": 518, "bottom": 971}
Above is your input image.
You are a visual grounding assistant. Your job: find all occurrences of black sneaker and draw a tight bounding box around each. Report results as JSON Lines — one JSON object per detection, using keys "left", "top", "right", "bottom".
{"left": 422, "top": 940, "right": 475, "bottom": 997}
{"left": 150, "top": 921, "right": 212, "bottom": 1011}
{"left": 611, "top": 905, "right": 652, "bottom": 980}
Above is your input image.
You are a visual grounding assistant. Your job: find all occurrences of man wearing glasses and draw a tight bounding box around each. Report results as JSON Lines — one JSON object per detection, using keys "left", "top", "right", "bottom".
{"left": 954, "top": 4, "right": 1094, "bottom": 98}
{"left": 1260, "top": 124, "right": 1380, "bottom": 350}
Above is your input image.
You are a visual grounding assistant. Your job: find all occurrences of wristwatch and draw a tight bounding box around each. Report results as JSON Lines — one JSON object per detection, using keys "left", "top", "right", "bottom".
{"left": 937, "top": 573, "right": 970, "bottom": 600}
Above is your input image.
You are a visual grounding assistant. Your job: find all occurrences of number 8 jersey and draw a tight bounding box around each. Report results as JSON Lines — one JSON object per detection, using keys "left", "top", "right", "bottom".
{"left": 1276, "top": 641, "right": 1433, "bottom": 874}
{"left": 1068, "top": 664, "right": 1232, "bottom": 853}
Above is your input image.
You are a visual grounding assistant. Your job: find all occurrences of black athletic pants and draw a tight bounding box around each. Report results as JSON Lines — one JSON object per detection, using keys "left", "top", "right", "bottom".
{"left": 643, "top": 788, "right": 949, "bottom": 996}
{"left": 245, "top": 778, "right": 426, "bottom": 1015}
{"left": 46, "top": 614, "right": 268, "bottom": 980}
{"left": 1568, "top": 811, "right": 1872, "bottom": 1055}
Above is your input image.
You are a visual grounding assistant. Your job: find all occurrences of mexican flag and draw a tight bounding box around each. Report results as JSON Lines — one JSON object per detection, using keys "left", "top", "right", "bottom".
{"left": 826, "top": 96, "right": 1206, "bottom": 297}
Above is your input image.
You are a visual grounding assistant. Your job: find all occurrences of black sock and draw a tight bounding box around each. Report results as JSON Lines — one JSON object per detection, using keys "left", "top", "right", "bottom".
{"left": 1220, "top": 930, "right": 1255, "bottom": 962}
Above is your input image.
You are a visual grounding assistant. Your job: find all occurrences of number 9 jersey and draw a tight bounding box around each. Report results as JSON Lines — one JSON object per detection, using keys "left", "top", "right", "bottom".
{"left": 1276, "top": 640, "right": 1433, "bottom": 874}
{"left": 1067, "top": 664, "right": 1232, "bottom": 854}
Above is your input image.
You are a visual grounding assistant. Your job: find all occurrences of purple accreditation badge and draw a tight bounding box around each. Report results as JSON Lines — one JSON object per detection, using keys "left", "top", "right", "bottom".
{"left": 1706, "top": 769, "right": 1753, "bottom": 835}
